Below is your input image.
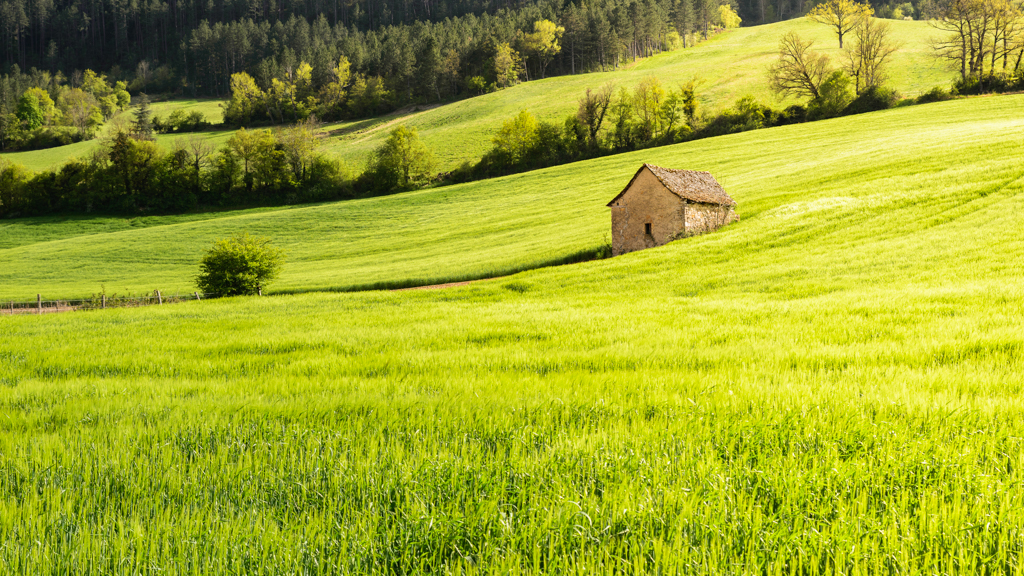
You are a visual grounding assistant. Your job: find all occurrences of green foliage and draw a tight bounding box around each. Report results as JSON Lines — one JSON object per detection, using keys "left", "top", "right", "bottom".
{"left": 16, "top": 92, "right": 44, "bottom": 130}
{"left": 365, "top": 125, "right": 436, "bottom": 191}
{"left": 465, "top": 76, "right": 489, "bottom": 95}
{"left": 195, "top": 232, "right": 284, "bottom": 296}
{"left": 108, "top": 130, "right": 163, "bottom": 203}
{"left": 130, "top": 94, "right": 156, "bottom": 141}
{"left": 916, "top": 86, "right": 956, "bottom": 103}
{"left": 0, "top": 121, "right": 352, "bottom": 217}
{"left": 718, "top": 5, "right": 742, "bottom": 27}
{"left": 0, "top": 69, "right": 123, "bottom": 153}
{"left": 520, "top": 19, "right": 565, "bottom": 79}
{"left": 155, "top": 109, "right": 211, "bottom": 133}
{"left": 493, "top": 42, "right": 524, "bottom": 89}
{"left": 843, "top": 85, "right": 902, "bottom": 114}
{"left": 488, "top": 110, "right": 540, "bottom": 167}
{"left": 223, "top": 73, "right": 265, "bottom": 125}
{"left": 0, "top": 157, "right": 29, "bottom": 211}
{"left": 808, "top": 70, "right": 856, "bottom": 119}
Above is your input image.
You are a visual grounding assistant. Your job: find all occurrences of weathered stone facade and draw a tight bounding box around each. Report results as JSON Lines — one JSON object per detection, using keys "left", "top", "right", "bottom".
{"left": 607, "top": 165, "right": 737, "bottom": 256}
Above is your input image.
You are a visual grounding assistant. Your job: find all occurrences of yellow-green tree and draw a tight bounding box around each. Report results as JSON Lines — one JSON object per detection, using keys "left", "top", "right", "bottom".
{"left": 225, "top": 128, "right": 278, "bottom": 194}
{"left": 59, "top": 88, "right": 103, "bottom": 136}
{"left": 490, "top": 110, "right": 540, "bottom": 165}
{"left": 632, "top": 77, "right": 666, "bottom": 141}
{"left": 277, "top": 118, "right": 324, "bottom": 181}
{"left": 223, "top": 72, "right": 266, "bottom": 125}
{"left": 807, "top": 0, "right": 874, "bottom": 48}
{"left": 26, "top": 88, "right": 59, "bottom": 126}
{"left": 493, "top": 43, "right": 523, "bottom": 88}
{"left": 318, "top": 56, "right": 351, "bottom": 119}
{"left": 522, "top": 19, "right": 565, "bottom": 78}
{"left": 718, "top": 5, "right": 742, "bottom": 28}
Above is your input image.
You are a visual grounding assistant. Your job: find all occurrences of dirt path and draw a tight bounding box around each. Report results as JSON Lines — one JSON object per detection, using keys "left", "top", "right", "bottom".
{"left": 334, "top": 104, "right": 442, "bottom": 144}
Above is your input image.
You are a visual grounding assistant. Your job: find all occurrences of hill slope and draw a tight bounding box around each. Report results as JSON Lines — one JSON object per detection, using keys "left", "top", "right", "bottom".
{"left": 0, "top": 92, "right": 1017, "bottom": 300}
{"left": 0, "top": 18, "right": 952, "bottom": 174}
{"left": 2, "top": 95, "right": 1024, "bottom": 572}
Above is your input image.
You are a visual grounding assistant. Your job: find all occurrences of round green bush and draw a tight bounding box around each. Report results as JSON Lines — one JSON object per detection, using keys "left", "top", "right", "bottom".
{"left": 195, "top": 233, "right": 284, "bottom": 296}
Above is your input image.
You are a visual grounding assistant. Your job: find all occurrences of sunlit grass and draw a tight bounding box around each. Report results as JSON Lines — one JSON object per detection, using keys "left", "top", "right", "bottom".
{"left": 1, "top": 133, "right": 1023, "bottom": 569}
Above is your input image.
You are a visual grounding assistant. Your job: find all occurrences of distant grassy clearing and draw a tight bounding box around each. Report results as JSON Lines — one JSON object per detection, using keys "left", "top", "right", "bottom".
{"left": 148, "top": 98, "right": 226, "bottom": 123}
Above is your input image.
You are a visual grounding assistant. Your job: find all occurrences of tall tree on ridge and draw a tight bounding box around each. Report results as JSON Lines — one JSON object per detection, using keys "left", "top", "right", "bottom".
{"left": 807, "top": 0, "right": 874, "bottom": 48}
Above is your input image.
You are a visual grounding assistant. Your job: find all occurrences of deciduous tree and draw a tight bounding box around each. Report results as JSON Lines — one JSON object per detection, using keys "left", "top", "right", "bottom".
{"left": 493, "top": 42, "right": 523, "bottom": 88}
{"left": 521, "top": 19, "right": 565, "bottom": 79}
{"left": 768, "top": 32, "right": 834, "bottom": 100}
{"left": 576, "top": 84, "right": 614, "bottom": 148}
{"left": 807, "top": 0, "right": 874, "bottom": 48}
{"left": 490, "top": 110, "right": 540, "bottom": 166}
{"left": 932, "top": 0, "right": 1024, "bottom": 81}
{"left": 195, "top": 233, "right": 284, "bottom": 296}
{"left": 366, "top": 125, "right": 435, "bottom": 190}
{"left": 844, "top": 18, "right": 902, "bottom": 93}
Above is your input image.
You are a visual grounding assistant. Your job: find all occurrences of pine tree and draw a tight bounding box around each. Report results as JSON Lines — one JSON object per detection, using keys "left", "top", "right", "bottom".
{"left": 130, "top": 93, "right": 155, "bottom": 141}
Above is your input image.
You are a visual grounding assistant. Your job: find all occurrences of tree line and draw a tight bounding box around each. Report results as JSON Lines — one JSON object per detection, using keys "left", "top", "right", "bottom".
{"left": 0, "top": 109, "right": 353, "bottom": 216}
{"left": 466, "top": 3, "right": 961, "bottom": 178}
{"left": 0, "top": 68, "right": 131, "bottom": 150}
{"left": 0, "top": 0, "right": 801, "bottom": 83}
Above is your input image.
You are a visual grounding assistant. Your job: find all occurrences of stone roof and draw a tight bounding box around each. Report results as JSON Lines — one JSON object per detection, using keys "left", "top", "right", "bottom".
{"left": 607, "top": 164, "right": 736, "bottom": 207}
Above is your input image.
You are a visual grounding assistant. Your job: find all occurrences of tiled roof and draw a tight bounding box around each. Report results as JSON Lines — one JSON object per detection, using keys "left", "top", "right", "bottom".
{"left": 607, "top": 164, "right": 736, "bottom": 207}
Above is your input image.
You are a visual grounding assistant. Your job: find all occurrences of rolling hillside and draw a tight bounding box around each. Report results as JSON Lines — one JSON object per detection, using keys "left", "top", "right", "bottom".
{"left": 2, "top": 92, "right": 1024, "bottom": 572}
{"left": 0, "top": 17, "right": 952, "bottom": 174}
{"left": 1, "top": 92, "right": 1020, "bottom": 300}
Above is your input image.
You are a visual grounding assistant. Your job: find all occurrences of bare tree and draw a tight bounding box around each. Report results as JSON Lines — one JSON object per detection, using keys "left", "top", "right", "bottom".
{"left": 808, "top": 0, "right": 875, "bottom": 48}
{"left": 768, "top": 33, "right": 835, "bottom": 100}
{"left": 576, "top": 84, "right": 614, "bottom": 148}
{"left": 182, "top": 135, "right": 214, "bottom": 177}
{"left": 844, "top": 18, "right": 903, "bottom": 93}
{"left": 932, "top": 0, "right": 1024, "bottom": 81}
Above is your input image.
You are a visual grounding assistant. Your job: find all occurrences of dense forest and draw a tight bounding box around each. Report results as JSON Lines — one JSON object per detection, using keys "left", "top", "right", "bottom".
{"left": 0, "top": 0, "right": 922, "bottom": 99}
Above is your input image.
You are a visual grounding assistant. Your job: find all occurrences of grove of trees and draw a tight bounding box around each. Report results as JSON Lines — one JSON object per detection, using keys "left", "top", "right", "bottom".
{"left": 0, "top": 68, "right": 130, "bottom": 150}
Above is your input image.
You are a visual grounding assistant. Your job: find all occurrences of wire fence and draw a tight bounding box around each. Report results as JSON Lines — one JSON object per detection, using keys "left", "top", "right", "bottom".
{"left": 1, "top": 291, "right": 215, "bottom": 316}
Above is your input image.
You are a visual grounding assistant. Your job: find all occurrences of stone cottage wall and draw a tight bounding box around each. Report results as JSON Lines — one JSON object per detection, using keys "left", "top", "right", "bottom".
{"left": 609, "top": 169, "right": 686, "bottom": 256}
{"left": 682, "top": 203, "right": 739, "bottom": 237}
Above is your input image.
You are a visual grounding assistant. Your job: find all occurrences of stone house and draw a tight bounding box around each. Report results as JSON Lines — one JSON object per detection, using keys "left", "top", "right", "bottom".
{"left": 607, "top": 164, "right": 738, "bottom": 256}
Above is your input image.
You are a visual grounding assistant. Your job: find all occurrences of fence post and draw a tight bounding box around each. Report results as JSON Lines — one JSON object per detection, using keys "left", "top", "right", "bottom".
{"left": 194, "top": 291, "right": 201, "bottom": 301}
{"left": 157, "top": 290, "right": 163, "bottom": 305}
{"left": 101, "top": 294, "right": 106, "bottom": 309}
{"left": 37, "top": 294, "right": 41, "bottom": 315}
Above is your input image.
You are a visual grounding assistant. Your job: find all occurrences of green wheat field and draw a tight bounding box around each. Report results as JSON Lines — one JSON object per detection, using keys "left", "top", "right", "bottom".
{"left": 2, "top": 80, "right": 1024, "bottom": 573}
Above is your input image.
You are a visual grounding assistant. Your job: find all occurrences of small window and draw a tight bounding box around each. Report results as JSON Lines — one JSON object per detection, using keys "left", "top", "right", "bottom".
{"left": 645, "top": 223, "right": 652, "bottom": 235}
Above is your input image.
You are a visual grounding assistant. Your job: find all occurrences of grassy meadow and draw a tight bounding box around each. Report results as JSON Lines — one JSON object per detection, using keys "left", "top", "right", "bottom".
{"left": 2, "top": 90, "right": 1024, "bottom": 571}
{"left": 0, "top": 18, "right": 952, "bottom": 173}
